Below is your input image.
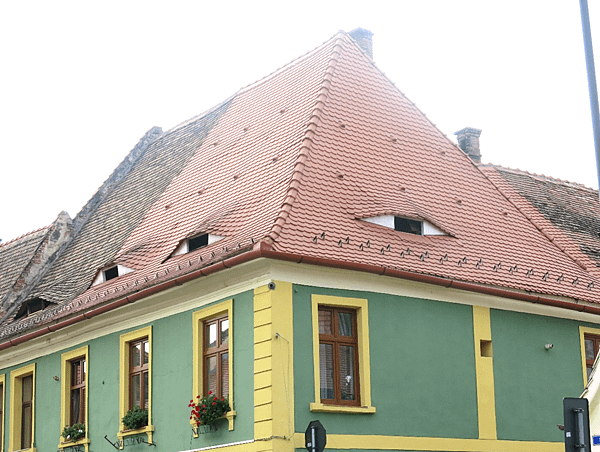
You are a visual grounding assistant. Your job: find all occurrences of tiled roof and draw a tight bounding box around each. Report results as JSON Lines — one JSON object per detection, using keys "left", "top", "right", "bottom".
{"left": 480, "top": 165, "right": 600, "bottom": 278}
{"left": 2, "top": 31, "right": 600, "bottom": 341}
{"left": 0, "top": 227, "right": 49, "bottom": 300}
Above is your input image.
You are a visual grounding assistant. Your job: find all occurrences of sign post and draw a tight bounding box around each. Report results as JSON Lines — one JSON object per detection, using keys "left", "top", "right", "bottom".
{"left": 563, "top": 398, "right": 591, "bottom": 452}
{"left": 305, "top": 420, "right": 326, "bottom": 452}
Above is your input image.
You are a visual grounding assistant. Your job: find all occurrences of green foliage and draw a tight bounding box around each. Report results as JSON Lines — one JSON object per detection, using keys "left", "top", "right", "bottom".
{"left": 189, "top": 391, "right": 231, "bottom": 426}
{"left": 62, "top": 423, "right": 85, "bottom": 442}
{"left": 122, "top": 406, "right": 148, "bottom": 430}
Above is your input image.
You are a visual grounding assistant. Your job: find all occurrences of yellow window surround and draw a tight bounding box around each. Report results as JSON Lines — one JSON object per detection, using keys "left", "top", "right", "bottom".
{"left": 9, "top": 363, "right": 36, "bottom": 452}
{"left": 310, "top": 294, "right": 375, "bottom": 413}
{"left": 118, "top": 326, "right": 154, "bottom": 447}
{"left": 0, "top": 374, "right": 5, "bottom": 452}
{"left": 192, "top": 299, "right": 236, "bottom": 434}
{"left": 579, "top": 326, "right": 600, "bottom": 387}
{"left": 58, "top": 346, "right": 90, "bottom": 451}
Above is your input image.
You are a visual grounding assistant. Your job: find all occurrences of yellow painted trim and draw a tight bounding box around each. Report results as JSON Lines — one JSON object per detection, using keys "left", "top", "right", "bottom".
{"left": 192, "top": 299, "right": 235, "bottom": 433}
{"left": 58, "top": 438, "right": 90, "bottom": 451}
{"left": 472, "top": 305, "right": 497, "bottom": 440}
{"left": 579, "top": 326, "right": 600, "bottom": 386}
{"left": 253, "top": 281, "right": 295, "bottom": 451}
{"left": 292, "top": 432, "right": 562, "bottom": 451}
{"left": 59, "top": 346, "right": 89, "bottom": 451}
{"left": 118, "top": 326, "right": 153, "bottom": 447}
{"left": 309, "top": 402, "right": 376, "bottom": 413}
{"left": 9, "top": 363, "right": 36, "bottom": 452}
{"left": 311, "top": 294, "right": 374, "bottom": 410}
{"left": 0, "top": 374, "right": 5, "bottom": 452}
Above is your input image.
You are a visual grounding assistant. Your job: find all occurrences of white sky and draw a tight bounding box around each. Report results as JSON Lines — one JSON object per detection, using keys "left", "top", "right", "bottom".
{"left": 1, "top": 1, "right": 599, "bottom": 243}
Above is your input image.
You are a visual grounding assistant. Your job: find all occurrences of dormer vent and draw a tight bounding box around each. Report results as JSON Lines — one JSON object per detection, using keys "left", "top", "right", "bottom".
{"left": 91, "top": 264, "right": 134, "bottom": 286}
{"left": 15, "top": 297, "right": 55, "bottom": 320}
{"left": 362, "top": 215, "right": 447, "bottom": 236}
{"left": 171, "top": 233, "right": 225, "bottom": 257}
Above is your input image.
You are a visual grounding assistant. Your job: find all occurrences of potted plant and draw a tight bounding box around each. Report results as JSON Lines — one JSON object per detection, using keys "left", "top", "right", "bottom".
{"left": 188, "top": 391, "right": 230, "bottom": 428}
{"left": 61, "top": 423, "right": 85, "bottom": 442}
{"left": 122, "top": 406, "right": 148, "bottom": 430}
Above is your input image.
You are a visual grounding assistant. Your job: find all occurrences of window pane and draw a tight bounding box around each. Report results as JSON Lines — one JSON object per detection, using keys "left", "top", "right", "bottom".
{"left": 339, "top": 345, "right": 356, "bottom": 400}
{"left": 143, "top": 341, "right": 149, "bottom": 365}
{"left": 319, "top": 343, "right": 334, "bottom": 399}
{"left": 71, "top": 388, "right": 81, "bottom": 424}
{"left": 206, "top": 356, "right": 217, "bottom": 395}
{"left": 221, "top": 352, "right": 229, "bottom": 399}
{"left": 21, "top": 404, "right": 32, "bottom": 449}
{"left": 319, "top": 310, "right": 332, "bottom": 335}
{"left": 132, "top": 343, "right": 142, "bottom": 367}
{"left": 338, "top": 312, "right": 353, "bottom": 337}
{"left": 22, "top": 375, "right": 33, "bottom": 402}
{"left": 131, "top": 374, "right": 141, "bottom": 408}
{"left": 586, "top": 339, "right": 596, "bottom": 360}
{"left": 143, "top": 371, "right": 149, "bottom": 409}
{"left": 221, "top": 319, "right": 229, "bottom": 346}
{"left": 206, "top": 323, "right": 217, "bottom": 348}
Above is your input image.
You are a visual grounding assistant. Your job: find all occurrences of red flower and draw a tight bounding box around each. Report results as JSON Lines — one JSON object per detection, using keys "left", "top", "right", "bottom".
{"left": 208, "top": 390, "right": 212, "bottom": 395}
{"left": 212, "top": 401, "right": 216, "bottom": 405}
{"left": 190, "top": 415, "right": 193, "bottom": 419}
{"left": 196, "top": 395, "right": 201, "bottom": 398}
{"left": 221, "top": 398, "right": 224, "bottom": 401}
{"left": 202, "top": 404, "right": 206, "bottom": 408}
{"left": 214, "top": 397, "right": 218, "bottom": 401}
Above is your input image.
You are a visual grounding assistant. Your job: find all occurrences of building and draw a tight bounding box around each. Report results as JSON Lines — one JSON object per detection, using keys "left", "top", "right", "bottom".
{"left": 1, "top": 28, "right": 599, "bottom": 452}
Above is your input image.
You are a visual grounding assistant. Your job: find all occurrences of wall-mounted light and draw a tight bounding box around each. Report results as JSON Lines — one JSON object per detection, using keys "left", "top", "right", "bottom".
{"left": 545, "top": 343, "right": 554, "bottom": 350}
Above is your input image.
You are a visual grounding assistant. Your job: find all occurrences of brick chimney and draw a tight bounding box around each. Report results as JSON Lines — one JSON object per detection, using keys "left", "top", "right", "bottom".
{"left": 454, "top": 127, "right": 482, "bottom": 163}
{"left": 349, "top": 28, "right": 374, "bottom": 59}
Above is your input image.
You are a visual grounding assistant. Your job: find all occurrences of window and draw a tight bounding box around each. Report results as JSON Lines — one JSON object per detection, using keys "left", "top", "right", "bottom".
{"left": 361, "top": 215, "right": 447, "bottom": 236}
{"left": 119, "top": 326, "right": 153, "bottom": 444}
{"left": 318, "top": 307, "right": 360, "bottom": 405}
{"left": 171, "top": 233, "right": 225, "bottom": 257}
{"left": 9, "top": 363, "right": 35, "bottom": 452}
{"left": 15, "top": 298, "right": 55, "bottom": 320}
{"left": 60, "top": 346, "right": 89, "bottom": 450}
{"left": 579, "top": 327, "right": 600, "bottom": 385}
{"left": 311, "top": 295, "right": 375, "bottom": 413}
{"left": 203, "top": 315, "right": 229, "bottom": 399}
{"left": 193, "top": 300, "right": 235, "bottom": 432}
{"left": 91, "top": 264, "right": 134, "bottom": 286}
{"left": 129, "top": 338, "right": 149, "bottom": 410}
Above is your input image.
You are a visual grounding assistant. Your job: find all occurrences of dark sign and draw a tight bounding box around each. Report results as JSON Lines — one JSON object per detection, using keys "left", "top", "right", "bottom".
{"left": 305, "top": 420, "right": 326, "bottom": 452}
{"left": 563, "top": 397, "right": 591, "bottom": 452}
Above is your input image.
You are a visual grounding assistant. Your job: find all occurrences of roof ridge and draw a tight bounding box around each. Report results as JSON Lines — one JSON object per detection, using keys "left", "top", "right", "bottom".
{"left": 239, "top": 32, "right": 344, "bottom": 95}
{"left": 0, "top": 224, "right": 50, "bottom": 248}
{"left": 266, "top": 35, "right": 346, "bottom": 245}
{"left": 481, "top": 163, "right": 597, "bottom": 191}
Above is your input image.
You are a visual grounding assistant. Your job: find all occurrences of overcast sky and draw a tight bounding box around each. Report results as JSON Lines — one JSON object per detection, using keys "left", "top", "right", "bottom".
{"left": 1, "top": 1, "right": 599, "bottom": 243}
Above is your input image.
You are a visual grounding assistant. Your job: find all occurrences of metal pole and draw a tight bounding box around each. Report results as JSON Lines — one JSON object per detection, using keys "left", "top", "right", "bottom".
{"left": 579, "top": 0, "right": 600, "bottom": 194}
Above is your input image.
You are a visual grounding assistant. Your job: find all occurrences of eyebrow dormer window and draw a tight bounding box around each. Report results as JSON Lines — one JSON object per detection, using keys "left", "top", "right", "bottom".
{"left": 15, "top": 297, "right": 55, "bottom": 320}
{"left": 361, "top": 215, "right": 447, "bottom": 236}
{"left": 171, "top": 233, "right": 225, "bottom": 257}
{"left": 91, "top": 264, "right": 134, "bottom": 286}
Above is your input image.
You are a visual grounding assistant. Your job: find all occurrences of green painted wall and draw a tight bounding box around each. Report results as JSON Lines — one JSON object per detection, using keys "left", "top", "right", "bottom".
{"left": 293, "top": 285, "right": 478, "bottom": 439}
{"left": 491, "top": 309, "right": 585, "bottom": 442}
{"left": 0, "top": 289, "right": 254, "bottom": 452}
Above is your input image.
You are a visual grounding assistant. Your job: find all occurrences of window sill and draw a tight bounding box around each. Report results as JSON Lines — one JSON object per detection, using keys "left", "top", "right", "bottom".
{"left": 310, "top": 403, "right": 376, "bottom": 414}
{"left": 191, "top": 410, "right": 237, "bottom": 438}
{"left": 118, "top": 424, "right": 155, "bottom": 445}
{"left": 58, "top": 438, "right": 90, "bottom": 451}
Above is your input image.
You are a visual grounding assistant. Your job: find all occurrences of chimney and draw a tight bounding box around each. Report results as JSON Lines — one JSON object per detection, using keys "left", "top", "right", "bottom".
{"left": 349, "top": 28, "right": 374, "bottom": 59}
{"left": 454, "top": 127, "right": 482, "bottom": 163}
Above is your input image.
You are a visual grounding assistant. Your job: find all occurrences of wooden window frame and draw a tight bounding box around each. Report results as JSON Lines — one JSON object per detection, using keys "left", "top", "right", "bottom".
{"left": 310, "top": 295, "right": 375, "bottom": 414}
{"left": 580, "top": 326, "right": 600, "bottom": 386}
{"left": 0, "top": 375, "right": 4, "bottom": 452}
{"left": 193, "top": 299, "right": 236, "bottom": 433}
{"left": 9, "top": 363, "right": 36, "bottom": 452}
{"left": 202, "top": 314, "right": 229, "bottom": 399}
{"left": 318, "top": 306, "right": 361, "bottom": 406}
{"left": 128, "top": 338, "right": 149, "bottom": 410}
{"left": 118, "top": 326, "right": 154, "bottom": 444}
{"left": 59, "top": 346, "right": 90, "bottom": 451}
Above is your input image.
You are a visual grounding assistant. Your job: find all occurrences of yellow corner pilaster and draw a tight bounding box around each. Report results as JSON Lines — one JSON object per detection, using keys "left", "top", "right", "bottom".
{"left": 473, "top": 305, "right": 497, "bottom": 440}
{"left": 253, "top": 281, "right": 294, "bottom": 452}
